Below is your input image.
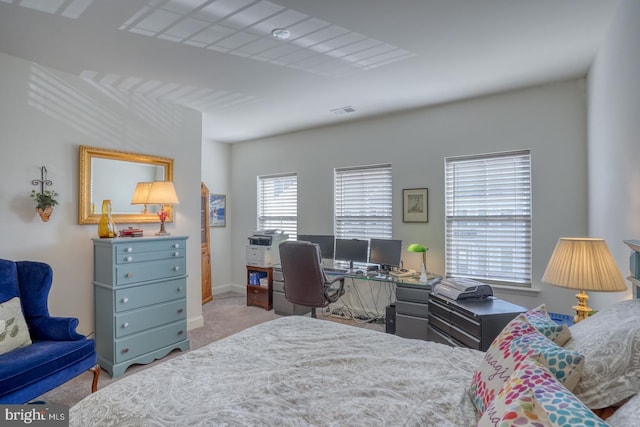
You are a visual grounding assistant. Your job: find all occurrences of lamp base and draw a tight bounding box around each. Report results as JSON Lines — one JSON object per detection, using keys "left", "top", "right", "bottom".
{"left": 155, "top": 220, "right": 170, "bottom": 236}
{"left": 572, "top": 290, "right": 592, "bottom": 323}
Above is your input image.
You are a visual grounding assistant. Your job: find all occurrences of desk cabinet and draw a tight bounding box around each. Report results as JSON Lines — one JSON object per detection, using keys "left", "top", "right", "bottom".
{"left": 427, "top": 294, "right": 525, "bottom": 351}
{"left": 272, "top": 266, "right": 311, "bottom": 316}
{"left": 93, "top": 236, "right": 190, "bottom": 377}
{"left": 395, "top": 282, "right": 433, "bottom": 340}
{"left": 246, "top": 266, "right": 273, "bottom": 310}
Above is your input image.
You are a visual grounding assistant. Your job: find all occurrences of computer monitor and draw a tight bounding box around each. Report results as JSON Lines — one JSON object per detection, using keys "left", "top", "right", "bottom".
{"left": 334, "top": 238, "right": 369, "bottom": 268}
{"left": 369, "top": 239, "right": 402, "bottom": 271}
{"left": 297, "top": 234, "right": 335, "bottom": 260}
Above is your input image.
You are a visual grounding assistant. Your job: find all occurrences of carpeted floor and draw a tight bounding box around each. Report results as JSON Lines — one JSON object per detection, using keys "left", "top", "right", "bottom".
{"left": 37, "top": 292, "right": 383, "bottom": 408}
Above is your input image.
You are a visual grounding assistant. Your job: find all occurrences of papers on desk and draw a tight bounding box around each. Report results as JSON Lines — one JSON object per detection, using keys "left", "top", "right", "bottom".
{"left": 388, "top": 268, "right": 416, "bottom": 278}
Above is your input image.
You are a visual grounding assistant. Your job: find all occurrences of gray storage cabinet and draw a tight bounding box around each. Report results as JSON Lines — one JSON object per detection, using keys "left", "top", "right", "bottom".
{"left": 93, "top": 236, "right": 190, "bottom": 377}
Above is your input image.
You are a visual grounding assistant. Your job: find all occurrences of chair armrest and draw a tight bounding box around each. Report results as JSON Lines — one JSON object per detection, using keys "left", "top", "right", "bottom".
{"left": 324, "top": 276, "right": 346, "bottom": 303}
{"left": 28, "top": 316, "right": 86, "bottom": 341}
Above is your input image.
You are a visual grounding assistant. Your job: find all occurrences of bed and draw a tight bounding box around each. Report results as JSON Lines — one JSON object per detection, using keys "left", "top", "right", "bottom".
{"left": 70, "top": 300, "right": 640, "bottom": 427}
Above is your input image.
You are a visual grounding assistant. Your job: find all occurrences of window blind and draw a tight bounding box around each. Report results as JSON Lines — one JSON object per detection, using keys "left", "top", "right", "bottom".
{"left": 334, "top": 164, "right": 392, "bottom": 240}
{"left": 444, "top": 150, "right": 532, "bottom": 286}
{"left": 257, "top": 173, "right": 297, "bottom": 239}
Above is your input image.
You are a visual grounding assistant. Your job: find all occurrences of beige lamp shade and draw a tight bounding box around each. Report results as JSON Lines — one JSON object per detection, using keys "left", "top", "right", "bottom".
{"left": 130, "top": 182, "right": 153, "bottom": 205}
{"left": 542, "top": 238, "right": 627, "bottom": 292}
{"left": 146, "top": 181, "right": 180, "bottom": 205}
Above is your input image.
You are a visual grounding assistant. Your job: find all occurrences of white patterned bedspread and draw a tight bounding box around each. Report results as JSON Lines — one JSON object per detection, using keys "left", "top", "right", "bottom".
{"left": 71, "top": 316, "right": 483, "bottom": 426}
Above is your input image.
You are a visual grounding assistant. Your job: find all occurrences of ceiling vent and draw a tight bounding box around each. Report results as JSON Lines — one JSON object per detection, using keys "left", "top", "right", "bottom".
{"left": 331, "top": 106, "right": 356, "bottom": 115}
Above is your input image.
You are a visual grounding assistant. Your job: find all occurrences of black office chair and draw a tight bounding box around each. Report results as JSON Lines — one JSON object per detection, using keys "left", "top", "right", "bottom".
{"left": 278, "top": 241, "right": 346, "bottom": 318}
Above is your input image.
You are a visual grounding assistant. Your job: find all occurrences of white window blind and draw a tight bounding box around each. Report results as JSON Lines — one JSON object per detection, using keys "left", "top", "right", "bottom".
{"left": 257, "top": 173, "right": 297, "bottom": 239}
{"left": 445, "top": 150, "right": 532, "bottom": 286}
{"left": 334, "top": 164, "right": 392, "bottom": 240}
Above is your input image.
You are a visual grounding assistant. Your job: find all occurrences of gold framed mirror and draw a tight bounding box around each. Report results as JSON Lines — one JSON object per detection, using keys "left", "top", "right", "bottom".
{"left": 78, "top": 145, "right": 174, "bottom": 224}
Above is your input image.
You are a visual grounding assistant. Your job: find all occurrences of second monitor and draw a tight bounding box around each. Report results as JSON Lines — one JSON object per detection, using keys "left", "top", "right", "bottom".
{"left": 369, "top": 239, "right": 402, "bottom": 272}
{"left": 334, "top": 238, "right": 369, "bottom": 269}
{"left": 297, "top": 234, "right": 335, "bottom": 260}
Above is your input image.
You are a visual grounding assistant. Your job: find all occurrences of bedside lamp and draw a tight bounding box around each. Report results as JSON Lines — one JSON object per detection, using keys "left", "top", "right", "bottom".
{"left": 145, "top": 181, "right": 179, "bottom": 236}
{"left": 542, "top": 237, "right": 627, "bottom": 323}
{"left": 130, "top": 182, "right": 153, "bottom": 214}
{"left": 407, "top": 243, "right": 428, "bottom": 283}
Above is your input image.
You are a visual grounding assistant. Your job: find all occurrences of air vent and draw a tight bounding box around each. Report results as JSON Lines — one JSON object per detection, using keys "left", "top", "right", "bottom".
{"left": 331, "top": 106, "right": 356, "bottom": 115}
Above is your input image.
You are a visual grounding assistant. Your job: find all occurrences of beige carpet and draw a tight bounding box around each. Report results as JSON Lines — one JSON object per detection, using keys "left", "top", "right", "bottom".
{"left": 37, "top": 293, "right": 384, "bottom": 407}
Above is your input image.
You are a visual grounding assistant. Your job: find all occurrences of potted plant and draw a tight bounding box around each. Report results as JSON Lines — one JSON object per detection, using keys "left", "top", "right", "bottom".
{"left": 31, "top": 189, "right": 59, "bottom": 222}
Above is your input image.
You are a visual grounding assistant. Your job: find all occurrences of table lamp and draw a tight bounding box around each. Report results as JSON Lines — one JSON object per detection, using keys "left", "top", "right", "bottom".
{"left": 407, "top": 243, "right": 428, "bottom": 283}
{"left": 145, "top": 181, "right": 179, "bottom": 236}
{"left": 130, "top": 182, "right": 153, "bottom": 214}
{"left": 542, "top": 237, "right": 627, "bottom": 323}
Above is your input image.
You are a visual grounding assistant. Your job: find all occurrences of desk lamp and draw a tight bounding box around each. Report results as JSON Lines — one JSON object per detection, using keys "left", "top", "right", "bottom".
{"left": 407, "top": 243, "right": 428, "bottom": 283}
{"left": 145, "top": 181, "right": 179, "bottom": 236}
{"left": 130, "top": 182, "right": 153, "bottom": 214}
{"left": 542, "top": 237, "right": 627, "bottom": 323}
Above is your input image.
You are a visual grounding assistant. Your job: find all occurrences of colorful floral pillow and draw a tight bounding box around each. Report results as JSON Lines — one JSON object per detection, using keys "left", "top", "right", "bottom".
{"left": 469, "top": 317, "right": 585, "bottom": 415}
{"left": 523, "top": 304, "right": 571, "bottom": 346}
{"left": 0, "top": 297, "right": 32, "bottom": 356}
{"left": 478, "top": 358, "right": 610, "bottom": 427}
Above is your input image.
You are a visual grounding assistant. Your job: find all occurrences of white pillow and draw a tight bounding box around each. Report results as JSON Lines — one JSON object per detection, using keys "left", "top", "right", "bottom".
{"left": 565, "top": 299, "right": 640, "bottom": 409}
{"left": 607, "top": 393, "right": 640, "bottom": 427}
{"left": 0, "top": 297, "right": 32, "bottom": 355}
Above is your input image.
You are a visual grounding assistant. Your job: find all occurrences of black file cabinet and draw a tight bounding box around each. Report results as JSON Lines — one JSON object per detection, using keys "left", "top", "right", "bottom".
{"left": 427, "top": 294, "right": 526, "bottom": 351}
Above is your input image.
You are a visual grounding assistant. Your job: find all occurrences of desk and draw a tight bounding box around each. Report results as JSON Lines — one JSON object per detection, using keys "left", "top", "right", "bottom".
{"left": 272, "top": 264, "right": 439, "bottom": 338}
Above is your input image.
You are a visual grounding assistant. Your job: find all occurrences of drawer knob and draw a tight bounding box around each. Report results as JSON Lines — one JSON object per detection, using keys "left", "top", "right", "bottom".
{"left": 122, "top": 322, "right": 129, "bottom": 328}
{"left": 126, "top": 247, "right": 133, "bottom": 253}
{"left": 173, "top": 243, "right": 180, "bottom": 249}
{"left": 126, "top": 256, "right": 133, "bottom": 262}
{"left": 122, "top": 297, "right": 129, "bottom": 303}
{"left": 178, "top": 330, "right": 184, "bottom": 335}
{"left": 126, "top": 272, "right": 133, "bottom": 278}
{"left": 173, "top": 266, "right": 180, "bottom": 271}
{"left": 177, "top": 308, "right": 183, "bottom": 314}
{"left": 177, "top": 287, "right": 183, "bottom": 292}
{"left": 122, "top": 348, "right": 129, "bottom": 353}
{"left": 174, "top": 251, "right": 180, "bottom": 257}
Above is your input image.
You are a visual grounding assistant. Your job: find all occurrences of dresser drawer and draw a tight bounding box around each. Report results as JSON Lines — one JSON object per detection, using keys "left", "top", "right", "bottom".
{"left": 449, "top": 308, "right": 481, "bottom": 338}
{"left": 115, "top": 278, "right": 186, "bottom": 312}
{"left": 115, "top": 258, "right": 186, "bottom": 286}
{"left": 115, "top": 299, "right": 186, "bottom": 338}
{"left": 115, "top": 248, "right": 185, "bottom": 265}
{"left": 114, "top": 239, "right": 185, "bottom": 257}
{"left": 395, "top": 313, "right": 429, "bottom": 340}
{"left": 115, "top": 321, "right": 187, "bottom": 363}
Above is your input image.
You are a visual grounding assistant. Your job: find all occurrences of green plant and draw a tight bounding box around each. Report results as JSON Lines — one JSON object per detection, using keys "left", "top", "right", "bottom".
{"left": 30, "top": 189, "right": 59, "bottom": 210}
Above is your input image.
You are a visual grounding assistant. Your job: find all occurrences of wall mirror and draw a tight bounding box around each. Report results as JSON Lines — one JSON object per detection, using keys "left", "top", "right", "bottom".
{"left": 78, "top": 145, "right": 174, "bottom": 224}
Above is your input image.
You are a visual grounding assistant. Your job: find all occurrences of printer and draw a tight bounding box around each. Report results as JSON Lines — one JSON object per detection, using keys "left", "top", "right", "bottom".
{"left": 432, "top": 278, "right": 493, "bottom": 301}
{"left": 246, "top": 230, "right": 288, "bottom": 267}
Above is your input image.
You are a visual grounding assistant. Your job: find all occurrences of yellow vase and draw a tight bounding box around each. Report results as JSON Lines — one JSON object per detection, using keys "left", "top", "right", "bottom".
{"left": 98, "top": 200, "right": 117, "bottom": 238}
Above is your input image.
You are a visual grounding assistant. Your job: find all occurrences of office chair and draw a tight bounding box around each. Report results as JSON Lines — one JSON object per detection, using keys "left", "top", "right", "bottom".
{"left": 278, "top": 241, "right": 346, "bottom": 318}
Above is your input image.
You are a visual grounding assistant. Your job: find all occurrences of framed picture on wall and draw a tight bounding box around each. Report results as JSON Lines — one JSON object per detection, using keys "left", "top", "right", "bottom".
{"left": 403, "top": 188, "right": 428, "bottom": 223}
{"left": 209, "top": 194, "right": 226, "bottom": 227}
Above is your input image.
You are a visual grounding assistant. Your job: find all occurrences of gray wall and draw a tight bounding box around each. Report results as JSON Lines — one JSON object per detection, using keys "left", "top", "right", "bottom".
{"left": 228, "top": 80, "right": 589, "bottom": 314}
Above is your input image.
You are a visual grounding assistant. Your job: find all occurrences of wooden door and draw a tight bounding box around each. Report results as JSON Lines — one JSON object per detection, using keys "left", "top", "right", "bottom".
{"left": 201, "top": 182, "right": 213, "bottom": 304}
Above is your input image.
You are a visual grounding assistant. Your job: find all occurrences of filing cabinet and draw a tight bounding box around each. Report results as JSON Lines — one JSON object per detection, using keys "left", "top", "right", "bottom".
{"left": 395, "top": 281, "right": 433, "bottom": 340}
{"left": 93, "top": 236, "right": 190, "bottom": 377}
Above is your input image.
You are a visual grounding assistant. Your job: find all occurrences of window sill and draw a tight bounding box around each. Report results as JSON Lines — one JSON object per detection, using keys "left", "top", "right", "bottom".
{"left": 490, "top": 284, "right": 541, "bottom": 297}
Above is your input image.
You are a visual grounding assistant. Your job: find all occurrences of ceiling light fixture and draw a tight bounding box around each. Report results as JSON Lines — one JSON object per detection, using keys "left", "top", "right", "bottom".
{"left": 271, "top": 28, "right": 290, "bottom": 40}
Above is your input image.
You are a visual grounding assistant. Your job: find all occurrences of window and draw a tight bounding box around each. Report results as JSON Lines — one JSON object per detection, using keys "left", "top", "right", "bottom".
{"left": 334, "top": 164, "right": 392, "bottom": 240}
{"left": 257, "top": 173, "right": 297, "bottom": 238}
{"left": 444, "top": 150, "right": 531, "bottom": 286}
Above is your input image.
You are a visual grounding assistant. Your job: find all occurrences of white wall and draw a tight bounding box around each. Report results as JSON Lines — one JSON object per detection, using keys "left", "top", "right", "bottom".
{"left": 0, "top": 51, "right": 204, "bottom": 335}
{"left": 588, "top": 0, "right": 640, "bottom": 307}
{"left": 201, "top": 140, "right": 233, "bottom": 295}
{"left": 228, "top": 80, "right": 590, "bottom": 314}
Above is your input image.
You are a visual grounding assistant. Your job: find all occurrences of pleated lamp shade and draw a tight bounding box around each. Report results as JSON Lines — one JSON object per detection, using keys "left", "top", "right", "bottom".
{"left": 542, "top": 238, "right": 627, "bottom": 292}
{"left": 130, "top": 182, "right": 153, "bottom": 205}
{"left": 146, "top": 181, "right": 179, "bottom": 205}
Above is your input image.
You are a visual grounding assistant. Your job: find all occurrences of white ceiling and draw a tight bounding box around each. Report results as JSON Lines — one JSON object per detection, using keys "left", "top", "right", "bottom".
{"left": 0, "top": 0, "right": 620, "bottom": 143}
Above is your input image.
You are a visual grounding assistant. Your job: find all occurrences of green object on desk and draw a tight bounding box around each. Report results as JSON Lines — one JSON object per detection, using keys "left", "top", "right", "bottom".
{"left": 407, "top": 243, "right": 429, "bottom": 283}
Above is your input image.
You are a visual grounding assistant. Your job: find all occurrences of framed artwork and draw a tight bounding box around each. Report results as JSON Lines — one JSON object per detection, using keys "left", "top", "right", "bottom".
{"left": 209, "top": 194, "right": 226, "bottom": 227}
{"left": 403, "top": 188, "right": 428, "bottom": 223}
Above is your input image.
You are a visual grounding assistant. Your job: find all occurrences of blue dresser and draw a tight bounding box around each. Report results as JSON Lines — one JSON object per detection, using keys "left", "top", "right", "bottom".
{"left": 93, "top": 236, "right": 190, "bottom": 377}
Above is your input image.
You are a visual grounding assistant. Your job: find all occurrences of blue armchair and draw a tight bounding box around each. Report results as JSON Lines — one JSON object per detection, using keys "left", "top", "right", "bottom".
{"left": 0, "top": 259, "right": 99, "bottom": 404}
